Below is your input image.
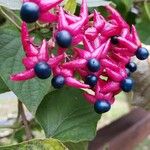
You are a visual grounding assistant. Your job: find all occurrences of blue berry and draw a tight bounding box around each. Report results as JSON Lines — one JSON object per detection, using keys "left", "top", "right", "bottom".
{"left": 121, "top": 77, "right": 134, "bottom": 92}
{"left": 56, "top": 30, "right": 72, "bottom": 48}
{"left": 51, "top": 75, "right": 65, "bottom": 89}
{"left": 136, "top": 47, "right": 149, "bottom": 60}
{"left": 111, "top": 36, "right": 119, "bottom": 44}
{"left": 85, "top": 75, "right": 98, "bottom": 87}
{"left": 34, "top": 62, "right": 51, "bottom": 79}
{"left": 87, "top": 58, "right": 100, "bottom": 72}
{"left": 94, "top": 100, "right": 111, "bottom": 114}
{"left": 20, "top": 2, "right": 40, "bottom": 23}
{"left": 126, "top": 62, "right": 137, "bottom": 73}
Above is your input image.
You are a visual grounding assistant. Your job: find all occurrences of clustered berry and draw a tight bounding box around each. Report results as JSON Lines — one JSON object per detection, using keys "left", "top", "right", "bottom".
{"left": 11, "top": 0, "right": 149, "bottom": 114}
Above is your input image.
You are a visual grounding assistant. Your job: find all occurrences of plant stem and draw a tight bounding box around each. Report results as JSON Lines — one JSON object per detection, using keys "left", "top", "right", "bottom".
{"left": 18, "top": 100, "right": 33, "bottom": 140}
{"left": 16, "top": 100, "right": 21, "bottom": 122}
{"left": 4, "top": 7, "right": 22, "bottom": 23}
{"left": 0, "top": 7, "right": 21, "bottom": 31}
{"left": 29, "top": 23, "right": 50, "bottom": 32}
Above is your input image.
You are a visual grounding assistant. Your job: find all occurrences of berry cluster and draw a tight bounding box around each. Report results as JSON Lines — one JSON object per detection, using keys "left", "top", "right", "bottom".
{"left": 11, "top": 0, "right": 149, "bottom": 114}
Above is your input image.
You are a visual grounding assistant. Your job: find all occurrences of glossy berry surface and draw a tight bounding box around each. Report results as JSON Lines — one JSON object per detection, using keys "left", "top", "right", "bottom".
{"left": 56, "top": 30, "right": 72, "bottom": 48}
{"left": 121, "top": 77, "right": 134, "bottom": 92}
{"left": 111, "top": 36, "right": 119, "bottom": 44}
{"left": 126, "top": 62, "right": 137, "bottom": 73}
{"left": 87, "top": 58, "right": 100, "bottom": 72}
{"left": 94, "top": 100, "right": 111, "bottom": 114}
{"left": 85, "top": 75, "right": 98, "bottom": 87}
{"left": 34, "top": 62, "right": 51, "bottom": 79}
{"left": 51, "top": 75, "right": 65, "bottom": 89}
{"left": 20, "top": 2, "right": 40, "bottom": 23}
{"left": 136, "top": 47, "right": 149, "bottom": 60}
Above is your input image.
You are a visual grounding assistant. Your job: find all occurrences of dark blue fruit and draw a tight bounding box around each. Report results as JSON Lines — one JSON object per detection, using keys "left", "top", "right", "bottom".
{"left": 20, "top": 2, "right": 40, "bottom": 23}
{"left": 94, "top": 100, "right": 111, "bottom": 114}
{"left": 85, "top": 75, "right": 98, "bottom": 87}
{"left": 126, "top": 62, "right": 137, "bottom": 73}
{"left": 34, "top": 62, "right": 51, "bottom": 79}
{"left": 51, "top": 75, "right": 65, "bottom": 89}
{"left": 136, "top": 47, "right": 149, "bottom": 60}
{"left": 121, "top": 77, "right": 134, "bottom": 92}
{"left": 56, "top": 30, "right": 72, "bottom": 48}
{"left": 111, "top": 36, "right": 119, "bottom": 44}
{"left": 87, "top": 58, "right": 100, "bottom": 72}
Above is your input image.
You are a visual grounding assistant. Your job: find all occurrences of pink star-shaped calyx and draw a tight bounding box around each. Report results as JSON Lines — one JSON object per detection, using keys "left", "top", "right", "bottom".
{"left": 10, "top": 23, "right": 64, "bottom": 81}
{"left": 84, "top": 27, "right": 98, "bottom": 41}
{"left": 56, "top": 0, "right": 88, "bottom": 48}
{"left": 84, "top": 79, "right": 121, "bottom": 104}
{"left": 65, "top": 0, "right": 88, "bottom": 24}
{"left": 105, "top": 5, "right": 129, "bottom": 29}
{"left": 93, "top": 9, "right": 121, "bottom": 37}
{"left": 62, "top": 37, "right": 110, "bottom": 69}
{"left": 62, "top": 36, "right": 128, "bottom": 82}
{"left": 110, "top": 26, "right": 141, "bottom": 65}
{"left": 23, "top": 0, "right": 63, "bottom": 23}
{"left": 52, "top": 66, "right": 90, "bottom": 89}
{"left": 10, "top": 39, "right": 64, "bottom": 81}
{"left": 21, "top": 22, "right": 39, "bottom": 57}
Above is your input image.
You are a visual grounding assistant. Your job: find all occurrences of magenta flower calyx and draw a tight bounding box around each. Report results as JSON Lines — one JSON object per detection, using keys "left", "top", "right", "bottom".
{"left": 10, "top": 0, "right": 149, "bottom": 114}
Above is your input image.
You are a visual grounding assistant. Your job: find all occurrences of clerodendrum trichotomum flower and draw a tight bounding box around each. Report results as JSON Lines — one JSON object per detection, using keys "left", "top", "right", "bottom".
{"left": 11, "top": 23, "right": 64, "bottom": 80}
{"left": 21, "top": 0, "right": 63, "bottom": 23}
{"left": 11, "top": 0, "right": 149, "bottom": 114}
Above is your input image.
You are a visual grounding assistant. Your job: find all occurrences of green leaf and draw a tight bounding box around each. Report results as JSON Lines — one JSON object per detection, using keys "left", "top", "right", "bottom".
{"left": 76, "top": 0, "right": 112, "bottom": 7}
{"left": 0, "top": 0, "right": 21, "bottom": 10}
{"left": 0, "top": 29, "right": 51, "bottom": 114}
{"left": 0, "top": 12, "right": 6, "bottom": 26}
{"left": 136, "top": 20, "right": 150, "bottom": 44}
{"left": 64, "top": 0, "right": 77, "bottom": 14}
{"left": 0, "top": 138, "right": 68, "bottom": 150}
{"left": 36, "top": 87, "right": 100, "bottom": 142}
{"left": 0, "top": 7, "right": 22, "bottom": 32}
{"left": 112, "top": 0, "right": 132, "bottom": 10}
{"left": 136, "top": 4, "right": 150, "bottom": 44}
{"left": 65, "top": 141, "right": 88, "bottom": 150}
{"left": 0, "top": 77, "right": 9, "bottom": 93}
{"left": 0, "top": 7, "right": 22, "bottom": 26}
{"left": 122, "top": 0, "right": 133, "bottom": 9}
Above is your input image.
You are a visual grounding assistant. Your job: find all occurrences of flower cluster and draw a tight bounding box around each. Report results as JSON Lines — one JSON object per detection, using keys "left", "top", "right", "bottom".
{"left": 11, "top": 0, "right": 149, "bottom": 114}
